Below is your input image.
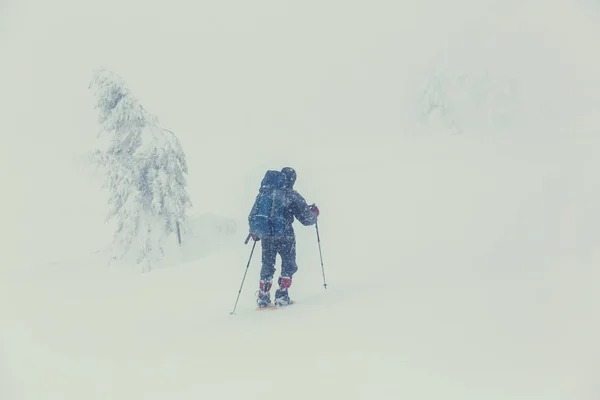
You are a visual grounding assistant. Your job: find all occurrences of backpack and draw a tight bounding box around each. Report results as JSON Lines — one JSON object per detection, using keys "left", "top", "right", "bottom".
{"left": 248, "top": 170, "right": 288, "bottom": 238}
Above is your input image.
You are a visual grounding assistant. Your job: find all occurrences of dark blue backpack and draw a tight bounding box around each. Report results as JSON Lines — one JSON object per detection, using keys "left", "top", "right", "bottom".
{"left": 249, "top": 170, "right": 288, "bottom": 238}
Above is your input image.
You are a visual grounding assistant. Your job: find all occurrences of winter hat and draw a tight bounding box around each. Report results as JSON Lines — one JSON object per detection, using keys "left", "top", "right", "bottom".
{"left": 281, "top": 167, "right": 297, "bottom": 188}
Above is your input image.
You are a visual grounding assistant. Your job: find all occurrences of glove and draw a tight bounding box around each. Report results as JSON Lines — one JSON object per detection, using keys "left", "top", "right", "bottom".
{"left": 310, "top": 204, "right": 320, "bottom": 217}
{"left": 250, "top": 233, "right": 260, "bottom": 241}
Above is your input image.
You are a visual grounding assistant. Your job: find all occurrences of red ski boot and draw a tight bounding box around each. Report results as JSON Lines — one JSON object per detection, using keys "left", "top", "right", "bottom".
{"left": 256, "top": 279, "right": 272, "bottom": 308}
{"left": 274, "top": 276, "right": 293, "bottom": 306}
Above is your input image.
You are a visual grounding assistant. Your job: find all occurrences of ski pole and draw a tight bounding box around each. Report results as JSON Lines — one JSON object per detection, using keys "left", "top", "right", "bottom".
{"left": 315, "top": 220, "right": 327, "bottom": 289}
{"left": 230, "top": 239, "right": 257, "bottom": 315}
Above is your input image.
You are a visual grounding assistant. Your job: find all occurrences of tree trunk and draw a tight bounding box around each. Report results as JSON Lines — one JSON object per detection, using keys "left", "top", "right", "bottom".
{"left": 176, "top": 221, "right": 182, "bottom": 245}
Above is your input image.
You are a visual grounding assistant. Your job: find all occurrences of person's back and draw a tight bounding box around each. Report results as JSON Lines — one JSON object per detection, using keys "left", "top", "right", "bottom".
{"left": 248, "top": 167, "right": 319, "bottom": 308}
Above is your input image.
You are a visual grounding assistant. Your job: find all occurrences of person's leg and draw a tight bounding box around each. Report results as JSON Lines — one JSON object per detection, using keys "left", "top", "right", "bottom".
{"left": 274, "top": 236, "right": 297, "bottom": 305}
{"left": 257, "top": 237, "right": 277, "bottom": 307}
{"left": 279, "top": 235, "right": 298, "bottom": 279}
{"left": 260, "top": 237, "right": 277, "bottom": 281}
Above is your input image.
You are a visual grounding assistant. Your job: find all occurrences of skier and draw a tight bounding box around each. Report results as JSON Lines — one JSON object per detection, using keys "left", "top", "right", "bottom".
{"left": 248, "top": 167, "right": 320, "bottom": 308}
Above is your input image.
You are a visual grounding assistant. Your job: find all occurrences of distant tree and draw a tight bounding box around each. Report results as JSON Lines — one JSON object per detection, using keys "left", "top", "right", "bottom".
{"left": 89, "top": 69, "right": 191, "bottom": 268}
{"left": 418, "top": 65, "right": 519, "bottom": 134}
{"left": 419, "top": 67, "right": 461, "bottom": 134}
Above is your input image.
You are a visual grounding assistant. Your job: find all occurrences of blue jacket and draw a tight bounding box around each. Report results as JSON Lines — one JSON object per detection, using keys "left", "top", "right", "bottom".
{"left": 281, "top": 189, "right": 318, "bottom": 236}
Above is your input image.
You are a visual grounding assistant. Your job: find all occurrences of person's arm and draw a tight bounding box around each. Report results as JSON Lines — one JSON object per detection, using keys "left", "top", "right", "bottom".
{"left": 290, "top": 191, "right": 319, "bottom": 226}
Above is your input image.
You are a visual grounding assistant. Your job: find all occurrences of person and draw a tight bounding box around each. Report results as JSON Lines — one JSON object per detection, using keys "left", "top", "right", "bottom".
{"left": 248, "top": 167, "right": 320, "bottom": 307}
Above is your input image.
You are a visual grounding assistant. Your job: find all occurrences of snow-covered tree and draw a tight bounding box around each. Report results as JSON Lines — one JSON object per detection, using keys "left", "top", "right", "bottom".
{"left": 418, "top": 65, "right": 520, "bottom": 135}
{"left": 418, "top": 67, "right": 461, "bottom": 134}
{"left": 89, "top": 69, "right": 192, "bottom": 268}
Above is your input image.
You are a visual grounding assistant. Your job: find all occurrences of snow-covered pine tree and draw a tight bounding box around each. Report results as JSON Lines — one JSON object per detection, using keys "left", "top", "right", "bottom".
{"left": 419, "top": 67, "right": 462, "bottom": 134}
{"left": 89, "top": 69, "right": 191, "bottom": 268}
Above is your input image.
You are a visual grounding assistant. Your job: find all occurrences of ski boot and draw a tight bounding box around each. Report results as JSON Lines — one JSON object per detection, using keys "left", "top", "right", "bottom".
{"left": 256, "top": 279, "right": 272, "bottom": 308}
{"left": 274, "top": 276, "right": 293, "bottom": 306}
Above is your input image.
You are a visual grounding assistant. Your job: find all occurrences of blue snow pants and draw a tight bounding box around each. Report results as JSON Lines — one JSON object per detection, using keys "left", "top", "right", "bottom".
{"left": 259, "top": 236, "right": 298, "bottom": 281}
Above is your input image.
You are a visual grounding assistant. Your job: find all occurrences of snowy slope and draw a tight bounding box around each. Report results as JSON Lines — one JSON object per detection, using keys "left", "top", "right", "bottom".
{"left": 2, "top": 135, "right": 599, "bottom": 399}
{"left": 2, "top": 0, "right": 600, "bottom": 399}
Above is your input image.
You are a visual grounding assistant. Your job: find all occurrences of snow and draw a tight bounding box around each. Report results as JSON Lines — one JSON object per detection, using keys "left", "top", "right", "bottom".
{"left": 1, "top": 0, "right": 600, "bottom": 399}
